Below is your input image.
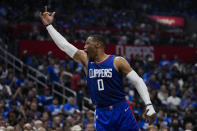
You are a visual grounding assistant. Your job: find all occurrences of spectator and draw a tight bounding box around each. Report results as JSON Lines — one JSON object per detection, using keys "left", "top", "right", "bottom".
{"left": 63, "top": 115, "right": 74, "bottom": 130}
{"left": 6, "top": 126, "right": 14, "bottom": 131}
{"left": 160, "top": 126, "right": 169, "bottom": 131}
{"left": 71, "top": 125, "right": 82, "bottom": 131}
{"left": 169, "top": 118, "right": 183, "bottom": 131}
{"left": 146, "top": 125, "right": 158, "bottom": 131}
{"left": 0, "top": 117, "right": 6, "bottom": 127}
{"left": 41, "top": 111, "right": 51, "bottom": 122}
{"left": 158, "top": 54, "right": 170, "bottom": 67}
{"left": 37, "top": 127, "right": 46, "bottom": 131}
{"left": 0, "top": 126, "right": 6, "bottom": 131}
{"left": 46, "top": 59, "right": 59, "bottom": 82}
{"left": 37, "top": 86, "right": 53, "bottom": 106}
{"left": 29, "top": 102, "right": 41, "bottom": 120}
{"left": 181, "top": 96, "right": 193, "bottom": 110}
{"left": 134, "top": 35, "right": 145, "bottom": 45}
{"left": 23, "top": 123, "right": 32, "bottom": 131}
{"left": 52, "top": 115, "right": 62, "bottom": 129}
{"left": 71, "top": 71, "right": 81, "bottom": 92}
{"left": 167, "top": 89, "right": 181, "bottom": 109}
{"left": 34, "top": 120, "right": 43, "bottom": 130}
{"left": 124, "top": 86, "right": 134, "bottom": 101}
{"left": 45, "top": 97, "right": 62, "bottom": 116}
{"left": 185, "top": 122, "right": 193, "bottom": 131}
{"left": 86, "top": 122, "right": 94, "bottom": 131}
{"left": 118, "top": 34, "right": 128, "bottom": 44}
{"left": 63, "top": 97, "right": 79, "bottom": 115}
{"left": 146, "top": 74, "right": 160, "bottom": 90}
{"left": 157, "top": 85, "right": 168, "bottom": 105}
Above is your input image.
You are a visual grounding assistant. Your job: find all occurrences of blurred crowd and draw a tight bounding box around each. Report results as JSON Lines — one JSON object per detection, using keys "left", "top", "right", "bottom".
{"left": 0, "top": 0, "right": 197, "bottom": 131}
{"left": 1, "top": 50, "right": 197, "bottom": 130}
{"left": 0, "top": 60, "right": 94, "bottom": 131}
{"left": 0, "top": 0, "right": 196, "bottom": 24}
{"left": 0, "top": 0, "right": 197, "bottom": 51}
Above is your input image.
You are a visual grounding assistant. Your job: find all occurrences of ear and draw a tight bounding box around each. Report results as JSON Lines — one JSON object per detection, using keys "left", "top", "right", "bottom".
{"left": 95, "top": 42, "right": 101, "bottom": 48}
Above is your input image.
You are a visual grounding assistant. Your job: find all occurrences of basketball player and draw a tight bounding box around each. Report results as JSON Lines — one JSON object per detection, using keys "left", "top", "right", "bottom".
{"left": 40, "top": 6, "right": 156, "bottom": 131}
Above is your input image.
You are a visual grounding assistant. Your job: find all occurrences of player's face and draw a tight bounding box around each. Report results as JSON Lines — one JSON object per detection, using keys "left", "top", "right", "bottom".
{"left": 84, "top": 37, "right": 97, "bottom": 59}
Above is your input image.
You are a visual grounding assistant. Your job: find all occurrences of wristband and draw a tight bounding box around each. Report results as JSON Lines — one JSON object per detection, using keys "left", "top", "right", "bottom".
{"left": 146, "top": 103, "right": 152, "bottom": 107}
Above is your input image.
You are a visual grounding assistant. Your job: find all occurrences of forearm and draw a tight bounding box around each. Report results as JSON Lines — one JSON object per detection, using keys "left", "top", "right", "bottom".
{"left": 46, "top": 25, "right": 78, "bottom": 58}
{"left": 126, "top": 70, "right": 152, "bottom": 105}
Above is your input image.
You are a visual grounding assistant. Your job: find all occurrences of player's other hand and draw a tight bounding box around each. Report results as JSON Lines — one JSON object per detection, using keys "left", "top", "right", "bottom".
{"left": 40, "top": 6, "right": 55, "bottom": 26}
{"left": 142, "top": 104, "right": 156, "bottom": 125}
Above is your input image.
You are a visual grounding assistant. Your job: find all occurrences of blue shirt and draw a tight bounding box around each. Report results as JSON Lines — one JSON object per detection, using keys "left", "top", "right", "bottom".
{"left": 46, "top": 65, "right": 59, "bottom": 82}
{"left": 37, "top": 95, "right": 53, "bottom": 105}
{"left": 45, "top": 104, "right": 62, "bottom": 115}
{"left": 63, "top": 103, "right": 78, "bottom": 113}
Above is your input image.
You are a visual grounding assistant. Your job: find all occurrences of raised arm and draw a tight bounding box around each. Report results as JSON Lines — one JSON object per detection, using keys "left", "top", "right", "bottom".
{"left": 39, "top": 6, "right": 88, "bottom": 74}
{"left": 114, "top": 56, "right": 156, "bottom": 125}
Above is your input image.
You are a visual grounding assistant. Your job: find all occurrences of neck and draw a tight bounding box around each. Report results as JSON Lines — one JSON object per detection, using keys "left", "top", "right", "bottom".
{"left": 94, "top": 52, "right": 108, "bottom": 63}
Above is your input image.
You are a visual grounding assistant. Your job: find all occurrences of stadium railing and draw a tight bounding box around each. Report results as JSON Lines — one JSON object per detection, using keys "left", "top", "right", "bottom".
{"left": 0, "top": 45, "right": 94, "bottom": 111}
{"left": 0, "top": 46, "right": 23, "bottom": 74}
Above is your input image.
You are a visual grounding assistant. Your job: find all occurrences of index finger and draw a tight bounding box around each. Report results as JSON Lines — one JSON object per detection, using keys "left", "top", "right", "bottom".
{"left": 45, "top": 6, "right": 48, "bottom": 12}
{"left": 148, "top": 113, "right": 156, "bottom": 125}
{"left": 142, "top": 109, "right": 148, "bottom": 121}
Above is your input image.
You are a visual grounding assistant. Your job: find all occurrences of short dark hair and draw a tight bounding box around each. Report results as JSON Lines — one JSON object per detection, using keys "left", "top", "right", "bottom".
{"left": 89, "top": 34, "right": 106, "bottom": 47}
{"left": 146, "top": 125, "right": 158, "bottom": 131}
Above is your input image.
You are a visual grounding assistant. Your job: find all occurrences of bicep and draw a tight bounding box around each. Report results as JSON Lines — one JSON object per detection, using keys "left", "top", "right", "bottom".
{"left": 73, "top": 50, "right": 88, "bottom": 74}
{"left": 114, "top": 57, "right": 133, "bottom": 76}
{"left": 73, "top": 50, "right": 88, "bottom": 66}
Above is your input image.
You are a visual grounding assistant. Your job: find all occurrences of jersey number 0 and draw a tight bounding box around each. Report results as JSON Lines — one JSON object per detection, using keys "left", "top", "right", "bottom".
{"left": 97, "top": 79, "right": 104, "bottom": 91}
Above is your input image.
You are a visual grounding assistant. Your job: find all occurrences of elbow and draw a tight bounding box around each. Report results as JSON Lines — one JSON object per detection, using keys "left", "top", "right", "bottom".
{"left": 139, "top": 77, "right": 144, "bottom": 83}
{"left": 134, "top": 76, "right": 143, "bottom": 84}
{"left": 58, "top": 43, "right": 66, "bottom": 51}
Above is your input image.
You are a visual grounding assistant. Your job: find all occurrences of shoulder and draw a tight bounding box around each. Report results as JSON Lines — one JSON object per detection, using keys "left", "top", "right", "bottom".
{"left": 74, "top": 50, "right": 88, "bottom": 66}
{"left": 114, "top": 56, "right": 126, "bottom": 62}
{"left": 113, "top": 56, "right": 132, "bottom": 75}
{"left": 64, "top": 103, "right": 70, "bottom": 107}
{"left": 114, "top": 56, "right": 129, "bottom": 68}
